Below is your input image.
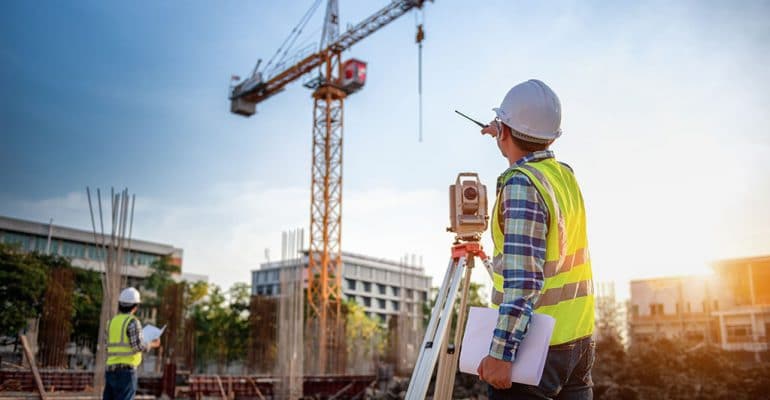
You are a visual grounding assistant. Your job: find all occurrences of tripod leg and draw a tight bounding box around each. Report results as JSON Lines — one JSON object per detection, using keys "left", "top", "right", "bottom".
{"left": 405, "top": 256, "right": 466, "bottom": 400}
{"left": 434, "top": 254, "right": 475, "bottom": 399}
{"left": 410, "top": 257, "right": 456, "bottom": 385}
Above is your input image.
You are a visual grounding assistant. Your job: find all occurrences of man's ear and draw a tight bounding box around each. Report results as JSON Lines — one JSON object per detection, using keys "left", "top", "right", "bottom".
{"left": 498, "top": 125, "right": 511, "bottom": 144}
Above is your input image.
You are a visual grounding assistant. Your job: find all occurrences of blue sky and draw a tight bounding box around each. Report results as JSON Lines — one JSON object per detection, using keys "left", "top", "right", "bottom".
{"left": 2, "top": 1, "right": 769, "bottom": 297}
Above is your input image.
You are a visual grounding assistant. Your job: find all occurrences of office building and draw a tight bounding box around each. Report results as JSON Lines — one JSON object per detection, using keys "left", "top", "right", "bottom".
{"left": 252, "top": 251, "right": 431, "bottom": 322}
{"left": 0, "top": 215, "right": 204, "bottom": 285}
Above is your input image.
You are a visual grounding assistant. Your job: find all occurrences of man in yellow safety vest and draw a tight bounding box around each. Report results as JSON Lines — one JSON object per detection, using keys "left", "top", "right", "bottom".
{"left": 103, "top": 287, "right": 160, "bottom": 400}
{"left": 476, "top": 79, "right": 595, "bottom": 399}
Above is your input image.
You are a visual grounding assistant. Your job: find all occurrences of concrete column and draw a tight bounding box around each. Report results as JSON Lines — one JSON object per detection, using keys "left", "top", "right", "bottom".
{"left": 719, "top": 314, "right": 727, "bottom": 349}
{"left": 751, "top": 310, "right": 760, "bottom": 362}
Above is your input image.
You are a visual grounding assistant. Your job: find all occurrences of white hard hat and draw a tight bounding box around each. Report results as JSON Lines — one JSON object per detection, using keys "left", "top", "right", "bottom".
{"left": 493, "top": 79, "right": 562, "bottom": 143}
{"left": 119, "top": 287, "right": 141, "bottom": 305}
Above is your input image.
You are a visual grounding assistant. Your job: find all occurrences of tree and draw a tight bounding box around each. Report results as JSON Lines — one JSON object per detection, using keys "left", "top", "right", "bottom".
{"left": 0, "top": 244, "right": 48, "bottom": 340}
{"left": 71, "top": 267, "right": 103, "bottom": 352}
{"left": 225, "top": 283, "right": 251, "bottom": 365}
{"left": 345, "top": 299, "right": 386, "bottom": 370}
{"left": 187, "top": 282, "right": 252, "bottom": 372}
{"left": 142, "top": 256, "right": 181, "bottom": 315}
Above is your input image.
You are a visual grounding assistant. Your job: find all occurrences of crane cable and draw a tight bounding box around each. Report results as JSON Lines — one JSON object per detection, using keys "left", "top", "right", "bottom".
{"left": 262, "top": 0, "right": 323, "bottom": 79}
{"left": 415, "top": 8, "right": 426, "bottom": 143}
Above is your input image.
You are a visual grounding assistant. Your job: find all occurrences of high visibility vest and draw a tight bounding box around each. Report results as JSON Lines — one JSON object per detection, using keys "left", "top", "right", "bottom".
{"left": 106, "top": 313, "right": 142, "bottom": 367}
{"left": 490, "top": 157, "right": 594, "bottom": 345}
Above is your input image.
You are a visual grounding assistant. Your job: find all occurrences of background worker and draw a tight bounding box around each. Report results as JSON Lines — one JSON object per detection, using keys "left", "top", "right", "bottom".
{"left": 103, "top": 287, "right": 160, "bottom": 400}
{"left": 476, "top": 80, "right": 596, "bottom": 399}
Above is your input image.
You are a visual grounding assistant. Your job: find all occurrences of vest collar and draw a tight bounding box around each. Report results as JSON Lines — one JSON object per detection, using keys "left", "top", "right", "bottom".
{"left": 497, "top": 150, "right": 555, "bottom": 189}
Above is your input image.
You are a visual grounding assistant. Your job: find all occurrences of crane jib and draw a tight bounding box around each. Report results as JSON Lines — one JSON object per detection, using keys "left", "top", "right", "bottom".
{"left": 232, "top": 0, "right": 428, "bottom": 106}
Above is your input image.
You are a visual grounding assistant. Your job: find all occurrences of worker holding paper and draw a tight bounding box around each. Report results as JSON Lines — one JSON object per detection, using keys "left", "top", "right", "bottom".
{"left": 103, "top": 287, "right": 161, "bottom": 400}
{"left": 476, "top": 80, "right": 596, "bottom": 399}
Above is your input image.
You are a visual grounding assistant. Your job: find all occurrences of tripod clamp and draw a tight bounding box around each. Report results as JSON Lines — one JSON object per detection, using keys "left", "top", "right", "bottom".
{"left": 452, "top": 240, "right": 495, "bottom": 282}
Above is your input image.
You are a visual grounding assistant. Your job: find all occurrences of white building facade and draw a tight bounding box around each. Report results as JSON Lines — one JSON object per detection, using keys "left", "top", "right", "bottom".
{"left": 628, "top": 255, "right": 770, "bottom": 361}
{"left": 252, "top": 251, "right": 431, "bottom": 322}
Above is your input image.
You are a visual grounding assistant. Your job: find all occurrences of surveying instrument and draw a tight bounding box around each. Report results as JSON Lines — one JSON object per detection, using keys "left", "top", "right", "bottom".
{"left": 406, "top": 172, "right": 494, "bottom": 399}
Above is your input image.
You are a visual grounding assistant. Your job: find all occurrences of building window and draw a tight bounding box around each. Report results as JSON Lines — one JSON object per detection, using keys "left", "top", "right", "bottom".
{"left": 686, "top": 302, "right": 691, "bottom": 313}
{"left": 362, "top": 297, "right": 371, "bottom": 307}
{"left": 377, "top": 299, "right": 386, "bottom": 309}
{"left": 650, "top": 303, "right": 664, "bottom": 316}
{"left": 377, "top": 283, "right": 386, "bottom": 295}
{"left": 713, "top": 300, "right": 719, "bottom": 311}
{"left": 392, "top": 301, "right": 400, "bottom": 311}
{"left": 406, "top": 289, "right": 414, "bottom": 299}
{"left": 391, "top": 286, "right": 400, "bottom": 297}
{"left": 727, "top": 325, "right": 752, "bottom": 343}
{"left": 421, "top": 291, "right": 427, "bottom": 302}
{"left": 346, "top": 279, "right": 357, "bottom": 291}
{"left": 377, "top": 313, "right": 387, "bottom": 322}
{"left": 363, "top": 282, "right": 372, "bottom": 292}
{"left": 265, "top": 286, "right": 273, "bottom": 296}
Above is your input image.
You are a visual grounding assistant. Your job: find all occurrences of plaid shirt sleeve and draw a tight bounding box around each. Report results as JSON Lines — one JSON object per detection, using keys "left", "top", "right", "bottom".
{"left": 489, "top": 172, "right": 548, "bottom": 362}
{"left": 127, "top": 318, "right": 149, "bottom": 353}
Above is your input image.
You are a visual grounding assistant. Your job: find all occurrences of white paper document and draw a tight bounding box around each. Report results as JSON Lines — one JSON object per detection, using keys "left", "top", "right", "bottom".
{"left": 459, "top": 307, "right": 555, "bottom": 386}
{"left": 142, "top": 324, "right": 166, "bottom": 345}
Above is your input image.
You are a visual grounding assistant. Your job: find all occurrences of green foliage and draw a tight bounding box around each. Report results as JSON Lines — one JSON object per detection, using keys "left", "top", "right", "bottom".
{"left": 187, "top": 282, "right": 252, "bottom": 372}
{"left": 0, "top": 244, "right": 48, "bottom": 339}
{"left": 225, "top": 283, "right": 251, "bottom": 362}
{"left": 185, "top": 280, "right": 209, "bottom": 305}
{"left": 344, "top": 299, "right": 386, "bottom": 358}
{"left": 0, "top": 243, "right": 101, "bottom": 349}
{"left": 71, "top": 267, "right": 102, "bottom": 350}
{"left": 142, "top": 256, "right": 180, "bottom": 311}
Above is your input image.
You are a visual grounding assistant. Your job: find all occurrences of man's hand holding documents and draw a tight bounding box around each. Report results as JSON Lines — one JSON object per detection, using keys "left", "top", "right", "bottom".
{"left": 142, "top": 324, "right": 166, "bottom": 348}
{"left": 459, "top": 307, "right": 555, "bottom": 386}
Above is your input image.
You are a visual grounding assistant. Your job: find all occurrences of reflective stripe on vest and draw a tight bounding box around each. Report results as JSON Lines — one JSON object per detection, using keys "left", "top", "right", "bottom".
{"left": 489, "top": 158, "right": 594, "bottom": 345}
{"left": 106, "top": 314, "right": 142, "bottom": 366}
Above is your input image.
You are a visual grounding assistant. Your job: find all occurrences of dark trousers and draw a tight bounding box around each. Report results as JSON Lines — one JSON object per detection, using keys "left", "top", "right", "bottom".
{"left": 103, "top": 368, "right": 138, "bottom": 400}
{"left": 489, "top": 336, "right": 595, "bottom": 400}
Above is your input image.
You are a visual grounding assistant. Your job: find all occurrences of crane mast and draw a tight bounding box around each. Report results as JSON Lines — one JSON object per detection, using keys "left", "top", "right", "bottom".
{"left": 229, "top": 0, "right": 431, "bottom": 375}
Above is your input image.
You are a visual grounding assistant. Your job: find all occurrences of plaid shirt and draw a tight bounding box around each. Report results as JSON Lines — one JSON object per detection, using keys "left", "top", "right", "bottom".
{"left": 126, "top": 318, "right": 148, "bottom": 353}
{"left": 489, "top": 150, "right": 552, "bottom": 362}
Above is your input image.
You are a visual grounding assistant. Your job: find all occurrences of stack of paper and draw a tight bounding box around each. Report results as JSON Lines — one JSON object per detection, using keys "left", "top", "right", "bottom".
{"left": 142, "top": 324, "right": 166, "bottom": 346}
{"left": 459, "top": 307, "right": 555, "bottom": 386}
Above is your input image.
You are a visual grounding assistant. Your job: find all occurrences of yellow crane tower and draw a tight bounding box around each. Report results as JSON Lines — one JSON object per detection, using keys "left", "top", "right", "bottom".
{"left": 228, "top": 0, "right": 432, "bottom": 374}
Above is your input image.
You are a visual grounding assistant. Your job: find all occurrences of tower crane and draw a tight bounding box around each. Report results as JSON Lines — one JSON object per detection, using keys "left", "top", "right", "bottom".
{"left": 229, "top": 0, "right": 432, "bottom": 374}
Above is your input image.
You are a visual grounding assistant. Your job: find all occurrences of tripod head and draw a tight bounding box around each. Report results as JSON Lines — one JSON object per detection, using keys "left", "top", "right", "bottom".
{"left": 447, "top": 172, "right": 489, "bottom": 243}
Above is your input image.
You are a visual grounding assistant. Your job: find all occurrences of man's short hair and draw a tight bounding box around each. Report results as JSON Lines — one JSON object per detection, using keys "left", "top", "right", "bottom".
{"left": 118, "top": 302, "right": 137, "bottom": 313}
{"left": 504, "top": 124, "right": 552, "bottom": 152}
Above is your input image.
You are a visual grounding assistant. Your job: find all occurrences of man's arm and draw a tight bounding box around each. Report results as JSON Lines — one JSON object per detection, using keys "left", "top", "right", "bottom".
{"left": 127, "top": 319, "right": 150, "bottom": 353}
{"left": 489, "top": 173, "right": 548, "bottom": 362}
